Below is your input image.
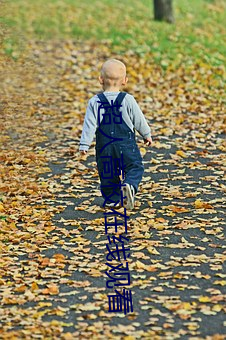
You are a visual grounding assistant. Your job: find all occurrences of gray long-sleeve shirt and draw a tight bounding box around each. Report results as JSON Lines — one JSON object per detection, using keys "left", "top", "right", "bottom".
{"left": 79, "top": 91, "right": 151, "bottom": 151}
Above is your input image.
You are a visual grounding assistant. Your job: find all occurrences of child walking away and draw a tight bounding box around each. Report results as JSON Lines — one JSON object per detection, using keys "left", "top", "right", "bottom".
{"left": 79, "top": 59, "right": 152, "bottom": 210}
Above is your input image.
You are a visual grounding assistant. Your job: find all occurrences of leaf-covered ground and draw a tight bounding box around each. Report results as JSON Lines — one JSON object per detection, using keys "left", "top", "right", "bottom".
{"left": 0, "top": 38, "right": 225, "bottom": 339}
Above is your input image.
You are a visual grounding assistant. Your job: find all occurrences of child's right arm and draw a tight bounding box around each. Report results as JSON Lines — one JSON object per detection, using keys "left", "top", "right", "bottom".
{"left": 79, "top": 99, "right": 97, "bottom": 152}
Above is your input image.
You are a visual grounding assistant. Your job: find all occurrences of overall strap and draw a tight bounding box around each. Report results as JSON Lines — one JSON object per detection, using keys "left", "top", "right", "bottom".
{"left": 97, "top": 92, "right": 127, "bottom": 107}
{"left": 97, "top": 92, "right": 109, "bottom": 105}
{"left": 114, "top": 92, "right": 127, "bottom": 107}
{"left": 96, "top": 92, "right": 127, "bottom": 127}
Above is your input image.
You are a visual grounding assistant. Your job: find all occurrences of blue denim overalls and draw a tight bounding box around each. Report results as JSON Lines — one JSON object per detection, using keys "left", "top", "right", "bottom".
{"left": 96, "top": 92, "right": 144, "bottom": 204}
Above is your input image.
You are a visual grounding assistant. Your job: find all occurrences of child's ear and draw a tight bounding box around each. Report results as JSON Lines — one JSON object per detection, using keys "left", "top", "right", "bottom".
{"left": 99, "top": 76, "right": 104, "bottom": 84}
{"left": 122, "top": 77, "right": 128, "bottom": 85}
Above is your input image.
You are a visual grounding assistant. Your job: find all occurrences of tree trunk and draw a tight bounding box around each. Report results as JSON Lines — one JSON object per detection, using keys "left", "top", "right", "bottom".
{"left": 153, "top": 0, "right": 174, "bottom": 23}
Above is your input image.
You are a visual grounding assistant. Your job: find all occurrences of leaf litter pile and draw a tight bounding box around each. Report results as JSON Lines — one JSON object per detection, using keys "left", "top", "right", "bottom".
{"left": 0, "top": 40, "right": 225, "bottom": 339}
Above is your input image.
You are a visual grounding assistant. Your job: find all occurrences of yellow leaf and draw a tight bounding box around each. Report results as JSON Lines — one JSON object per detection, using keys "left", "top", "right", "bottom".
{"left": 55, "top": 310, "right": 66, "bottom": 316}
{"left": 48, "top": 284, "right": 59, "bottom": 295}
{"left": 33, "top": 310, "right": 51, "bottom": 319}
{"left": 31, "top": 282, "right": 39, "bottom": 292}
{"left": 183, "top": 302, "right": 193, "bottom": 310}
{"left": 176, "top": 150, "right": 187, "bottom": 158}
{"left": 155, "top": 224, "right": 167, "bottom": 230}
{"left": 212, "top": 304, "right": 223, "bottom": 312}
{"left": 14, "top": 285, "right": 27, "bottom": 293}
{"left": 151, "top": 158, "right": 160, "bottom": 164}
{"left": 42, "top": 284, "right": 59, "bottom": 295}
{"left": 171, "top": 206, "right": 188, "bottom": 213}
{"left": 135, "top": 260, "right": 147, "bottom": 269}
{"left": 23, "top": 158, "right": 31, "bottom": 164}
{"left": 195, "top": 199, "right": 203, "bottom": 208}
{"left": 37, "top": 302, "right": 52, "bottom": 309}
{"left": 50, "top": 320, "right": 60, "bottom": 326}
{"left": 40, "top": 258, "right": 50, "bottom": 266}
{"left": 194, "top": 199, "right": 213, "bottom": 209}
{"left": 147, "top": 247, "right": 160, "bottom": 255}
{"left": 140, "top": 147, "right": 146, "bottom": 156}
{"left": 187, "top": 323, "right": 199, "bottom": 331}
{"left": 62, "top": 333, "right": 74, "bottom": 340}
{"left": 214, "top": 280, "right": 226, "bottom": 286}
{"left": 153, "top": 286, "right": 164, "bottom": 292}
{"left": 70, "top": 236, "right": 84, "bottom": 243}
{"left": 53, "top": 253, "right": 66, "bottom": 262}
{"left": 198, "top": 296, "right": 211, "bottom": 303}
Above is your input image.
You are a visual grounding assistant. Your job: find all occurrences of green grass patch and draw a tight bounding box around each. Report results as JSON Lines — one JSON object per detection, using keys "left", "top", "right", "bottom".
{"left": 1, "top": 0, "right": 225, "bottom": 66}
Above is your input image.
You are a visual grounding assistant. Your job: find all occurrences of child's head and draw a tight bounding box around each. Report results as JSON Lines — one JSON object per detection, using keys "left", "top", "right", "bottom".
{"left": 99, "top": 59, "right": 128, "bottom": 91}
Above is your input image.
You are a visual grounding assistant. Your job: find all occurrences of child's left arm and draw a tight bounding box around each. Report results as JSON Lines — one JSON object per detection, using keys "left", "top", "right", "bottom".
{"left": 130, "top": 96, "right": 152, "bottom": 143}
{"left": 144, "top": 136, "right": 152, "bottom": 146}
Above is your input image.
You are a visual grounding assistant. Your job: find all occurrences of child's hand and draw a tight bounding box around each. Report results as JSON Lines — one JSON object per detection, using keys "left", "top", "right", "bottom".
{"left": 80, "top": 150, "right": 87, "bottom": 155}
{"left": 144, "top": 137, "right": 152, "bottom": 146}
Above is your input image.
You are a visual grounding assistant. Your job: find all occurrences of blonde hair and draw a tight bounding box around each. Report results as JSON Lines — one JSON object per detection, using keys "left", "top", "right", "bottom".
{"left": 100, "top": 59, "right": 126, "bottom": 86}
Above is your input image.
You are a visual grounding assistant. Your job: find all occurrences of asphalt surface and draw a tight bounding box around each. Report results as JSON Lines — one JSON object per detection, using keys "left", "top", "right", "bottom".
{"left": 25, "top": 123, "right": 225, "bottom": 339}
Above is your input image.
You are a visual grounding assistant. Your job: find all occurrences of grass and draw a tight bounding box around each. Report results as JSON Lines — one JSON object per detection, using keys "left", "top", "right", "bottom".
{"left": 1, "top": 0, "right": 225, "bottom": 66}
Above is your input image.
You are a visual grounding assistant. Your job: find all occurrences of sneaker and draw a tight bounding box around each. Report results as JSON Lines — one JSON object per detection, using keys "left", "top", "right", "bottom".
{"left": 104, "top": 202, "right": 121, "bottom": 209}
{"left": 122, "top": 183, "right": 135, "bottom": 210}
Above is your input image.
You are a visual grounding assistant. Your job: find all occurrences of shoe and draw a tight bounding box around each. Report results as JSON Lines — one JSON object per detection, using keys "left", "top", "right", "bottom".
{"left": 104, "top": 202, "right": 121, "bottom": 209}
{"left": 122, "top": 183, "right": 135, "bottom": 210}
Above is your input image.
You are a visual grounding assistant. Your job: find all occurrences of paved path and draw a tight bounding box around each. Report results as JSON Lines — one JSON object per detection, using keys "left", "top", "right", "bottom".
{"left": 0, "top": 41, "right": 225, "bottom": 339}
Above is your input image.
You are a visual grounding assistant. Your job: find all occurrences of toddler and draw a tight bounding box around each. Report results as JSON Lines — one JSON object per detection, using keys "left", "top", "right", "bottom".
{"left": 79, "top": 59, "right": 152, "bottom": 209}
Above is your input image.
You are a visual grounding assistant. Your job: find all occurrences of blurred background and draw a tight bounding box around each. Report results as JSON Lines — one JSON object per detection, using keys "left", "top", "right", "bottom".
{"left": 1, "top": 0, "right": 225, "bottom": 67}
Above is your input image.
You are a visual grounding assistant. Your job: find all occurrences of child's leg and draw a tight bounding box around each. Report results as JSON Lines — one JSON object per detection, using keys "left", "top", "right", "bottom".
{"left": 119, "top": 143, "right": 144, "bottom": 194}
{"left": 96, "top": 154, "right": 122, "bottom": 204}
{"left": 99, "top": 175, "right": 121, "bottom": 204}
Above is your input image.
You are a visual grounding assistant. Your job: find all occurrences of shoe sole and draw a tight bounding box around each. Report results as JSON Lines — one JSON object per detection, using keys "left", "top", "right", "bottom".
{"left": 122, "top": 183, "right": 134, "bottom": 210}
{"left": 104, "top": 203, "right": 121, "bottom": 210}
